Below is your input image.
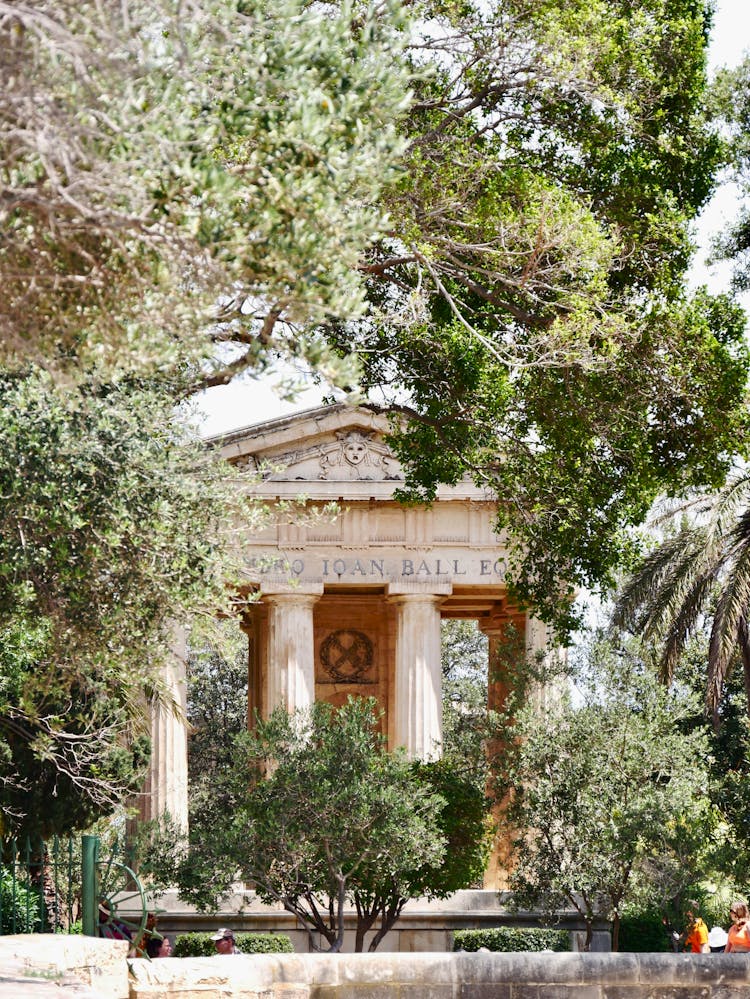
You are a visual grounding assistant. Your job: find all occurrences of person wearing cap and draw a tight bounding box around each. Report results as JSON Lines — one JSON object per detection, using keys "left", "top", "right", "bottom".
{"left": 726, "top": 902, "right": 750, "bottom": 952}
{"left": 683, "top": 900, "right": 710, "bottom": 954}
{"left": 212, "top": 928, "right": 240, "bottom": 954}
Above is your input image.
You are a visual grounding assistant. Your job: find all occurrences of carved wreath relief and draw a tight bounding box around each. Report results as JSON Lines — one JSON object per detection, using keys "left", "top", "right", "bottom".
{"left": 319, "top": 629, "right": 375, "bottom": 683}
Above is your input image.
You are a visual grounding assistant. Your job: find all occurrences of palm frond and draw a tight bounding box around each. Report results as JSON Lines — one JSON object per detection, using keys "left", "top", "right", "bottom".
{"left": 660, "top": 570, "right": 719, "bottom": 685}
{"left": 707, "top": 537, "right": 750, "bottom": 717}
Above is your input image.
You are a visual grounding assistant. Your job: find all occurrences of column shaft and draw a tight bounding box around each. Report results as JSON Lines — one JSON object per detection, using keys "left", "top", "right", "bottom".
{"left": 265, "top": 593, "right": 319, "bottom": 714}
{"left": 391, "top": 594, "right": 443, "bottom": 760}
{"left": 144, "top": 627, "right": 189, "bottom": 828}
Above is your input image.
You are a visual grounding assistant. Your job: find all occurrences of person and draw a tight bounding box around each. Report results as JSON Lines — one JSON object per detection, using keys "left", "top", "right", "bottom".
{"left": 708, "top": 926, "right": 728, "bottom": 953}
{"left": 662, "top": 915, "right": 681, "bottom": 952}
{"left": 98, "top": 902, "right": 133, "bottom": 944}
{"left": 684, "top": 900, "right": 710, "bottom": 954}
{"left": 146, "top": 935, "right": 172, "bottom": 958}
{"left": 726, "top": 902, "right": 750, "bottom": 953}
{"left": 212, "top": 927, "right": 240, "bottom": 955}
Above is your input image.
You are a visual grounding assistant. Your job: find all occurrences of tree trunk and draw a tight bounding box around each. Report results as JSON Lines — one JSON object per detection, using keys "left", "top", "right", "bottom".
{"left": 582, "top": 919, "right": 593, "bottom": 952}
{"left": 368, "top": 897, "right": 406, "bottom": 952}
{"left": 353, "top": 898, "right": 378, "bottom": 953}
{"left": 330, "top": 876, "right": 347, "bottom": 953}
{"left": 612, "top": 913, "right": 620, "bottom": 953}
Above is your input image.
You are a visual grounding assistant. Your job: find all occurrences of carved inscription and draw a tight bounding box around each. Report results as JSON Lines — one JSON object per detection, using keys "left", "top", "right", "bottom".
{"left": 245, "top": 554, "right": 507, "bottom": 579}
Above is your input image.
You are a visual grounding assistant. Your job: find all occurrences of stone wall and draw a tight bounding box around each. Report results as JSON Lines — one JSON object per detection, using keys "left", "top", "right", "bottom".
{"left": 8, "top": 937, "right": 750, "bottom": 999}
{"left": 128, "top": 951, "right": 750, "bottom": 999}
{"left": 0, "top": 934, "right": 129, "bottom": 998}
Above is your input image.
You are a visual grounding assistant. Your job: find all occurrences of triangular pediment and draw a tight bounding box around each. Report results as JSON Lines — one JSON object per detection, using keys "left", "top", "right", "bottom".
{"left": 212, "top": 404, "right": 404, "bottom": 484}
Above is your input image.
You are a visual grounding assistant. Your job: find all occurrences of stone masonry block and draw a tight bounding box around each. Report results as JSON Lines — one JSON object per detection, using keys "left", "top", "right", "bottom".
{"left": 692, "top": 955, "right": 750, "bottom": 985}
{"left": 644, "top": 988, "right": 709, "bottom": 999}
{"left": 636, "top": 954, "right": 697, "bottom": 986}
{"left": 459, "top": 983, "right": 511, "bottom": 999}
{"left": 712, "top": 986, "right": 750, "bottom": 999}
{"left": 511, "top": 985, "right": 600, "bottom": 999}
{"left": 581, "top": 954, "right": 639, "bottom": 986}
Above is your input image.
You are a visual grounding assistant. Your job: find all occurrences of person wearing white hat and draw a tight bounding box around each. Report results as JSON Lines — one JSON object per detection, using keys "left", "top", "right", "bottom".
{"left": 212, "top": 927, "right": 240, "bottom": 954}
{"left": 708, "top": 925, "right": 728, "bottom": 952}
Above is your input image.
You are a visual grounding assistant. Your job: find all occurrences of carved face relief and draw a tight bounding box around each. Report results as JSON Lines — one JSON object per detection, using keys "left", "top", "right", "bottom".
{"left": 343, "top": 435, "right": 368, "bottom": 466}
{"left": 245, "top": 426, "right": 404, "bottom": 481}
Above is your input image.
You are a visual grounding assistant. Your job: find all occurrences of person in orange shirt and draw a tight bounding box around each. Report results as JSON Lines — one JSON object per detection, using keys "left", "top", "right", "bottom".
{"left": 684, "top": 900, "right": 710, "bottom": 953}
{"left": 726, "top": 902, "right": 750, "bottom": 953}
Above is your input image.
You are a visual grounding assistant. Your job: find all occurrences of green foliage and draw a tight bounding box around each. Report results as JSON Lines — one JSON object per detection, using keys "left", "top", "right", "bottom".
{"left": 172, "top": 932, "right": 293, "bottom": 957}
{"left": 453, "top": 927, "right": 569, "bottom": 953}
{"left": 328, "top": 0, "right": 749, "bottom": 630}
{"left": 412, "top": 760, "right": 492, "bottom": 894}
{"left": 3, "top": 0, "right": 746, "bottom": 641}
{"left": 186, "top": 625, "right": 249, "bottom": 834}
{"left": 162, "top": 697, "right": 491, "bottom": 952}
{"left": 498, "top": 635, "right": 714, "bottom": 951}
{"left": 0, "top": 0, "right": 413, "bottom": 390}
{"left": 0, "top": 370, "right": 250, "bottom": 838}
{"left": 0, "top": 869, "right": 40, "bottom": 934}
{"left": 710, "top": 56, "right": 750, "bottom": 289}
{"left": 441, "top": 620, "right": 490, "bottom": 791}
{"left": 614, "top": 470, "right": 750, "bottom": 723}
{"left": 617, "top": 910, "right": 672, "bottom": 953}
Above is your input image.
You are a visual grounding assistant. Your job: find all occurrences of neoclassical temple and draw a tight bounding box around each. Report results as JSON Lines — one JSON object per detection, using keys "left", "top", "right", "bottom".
{"left": 144, "top": 404, "right": 551, "bottom": 884}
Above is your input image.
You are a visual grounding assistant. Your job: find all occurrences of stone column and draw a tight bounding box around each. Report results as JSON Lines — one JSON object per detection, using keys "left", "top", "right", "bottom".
{"left": 143, "top": 626, "right": 189, "bottom": 828}
{"left": 389, "top": 593, "right": 444, "bottom": 761}
{"left": 264, "top": 592, "right": 320, "bottom": 715}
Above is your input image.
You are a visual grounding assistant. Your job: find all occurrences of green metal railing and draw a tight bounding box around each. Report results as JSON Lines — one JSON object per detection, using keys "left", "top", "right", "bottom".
{"left": 0, "top": 834, "right": 147, "bottom": 942}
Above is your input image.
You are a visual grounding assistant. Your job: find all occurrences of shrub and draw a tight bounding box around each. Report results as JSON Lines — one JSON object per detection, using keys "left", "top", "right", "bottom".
{"left": 172, "top": 932, "right": 294, "bottom": 957}
{"left": 0, "top": 869, "right": 40, "bottom": 934}
{"left": 453, "top": 927, "right": 569, "bottom": 952}
{"left": 617, "top": 911, "right": 672, "bottom": 952}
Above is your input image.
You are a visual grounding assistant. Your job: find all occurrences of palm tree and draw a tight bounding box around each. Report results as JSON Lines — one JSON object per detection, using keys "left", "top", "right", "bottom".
{"left": 612, "top": 471, "right": 750, "bottom": 727}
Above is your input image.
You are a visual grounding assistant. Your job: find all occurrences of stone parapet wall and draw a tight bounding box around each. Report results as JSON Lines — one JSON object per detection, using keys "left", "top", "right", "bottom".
{"left": 0, "top": 934, "right": 129, "bottom": 998}
{"left": 128, "top": 951, "right": 750, "bottom": 999}
{"left": 7, "top": 938, "right": 750, "bottom": 999}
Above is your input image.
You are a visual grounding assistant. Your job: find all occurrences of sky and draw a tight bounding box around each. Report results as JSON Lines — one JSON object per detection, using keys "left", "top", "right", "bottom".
{"left": 194, "top": 0, "right": 750, "bottom": 439}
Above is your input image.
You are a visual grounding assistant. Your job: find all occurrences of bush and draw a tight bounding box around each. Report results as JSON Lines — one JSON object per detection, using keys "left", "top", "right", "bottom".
{"left": 453, "top": 927, "right": 569, "bottom": 952}
{"left": 618, "top": 911, "right": 672, "bottom": 952}
{"left": 0, "top": 869, "right": 40, "bottom": 934}
{"left": 172, "top": 932, "right": 294, "bottom": 957}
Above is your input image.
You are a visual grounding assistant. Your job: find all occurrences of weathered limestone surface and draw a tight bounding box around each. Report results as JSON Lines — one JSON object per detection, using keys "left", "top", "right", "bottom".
{"left": 0, "top": 934, "right": 129, "bottom": 999}
{"left": 127, "top": 952, "right": 750, "bottom": 999}
{"left": 3, "top": 940, "right": 748, "bottom": 999}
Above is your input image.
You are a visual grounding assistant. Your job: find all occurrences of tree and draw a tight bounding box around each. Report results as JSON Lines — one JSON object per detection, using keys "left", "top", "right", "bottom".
{"left": 185, "top": 626, "right": 248, "bottom": 837}
{"left": 441, "top": 620, "right": 490, "bottom": 790}
{"left": 710, "top": 55, "right": 750, "bottom": 289}
{"left": 4, "top": 1, "right": 747, "bottom": 636}
{"left": 0, "top": 370, "right": 254, "bottom": 838}
{"left": 670, "top": 634, "right": 750, "bottom": 888}
{"left": 322, "top": 0, "right": 749, "bottom": 629}
{"left": 497, "top": 635, "right": 713, "bottom": 951}
{"left": 0, "top": 0, "right": 413, "bottom": 389}
{"left": 612, "top": 471, "right": 750, "bottom": 724}
{"left": 167, "top": 697, "right": 489, "bottom": 952}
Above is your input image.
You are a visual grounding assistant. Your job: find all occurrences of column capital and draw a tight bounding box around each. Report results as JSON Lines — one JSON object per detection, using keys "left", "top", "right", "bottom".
{"left": 263, "top": 591, "right": 321, "bottom": 608}
{"left": 386, "top": 587, "right": 451, "bottom": 603}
